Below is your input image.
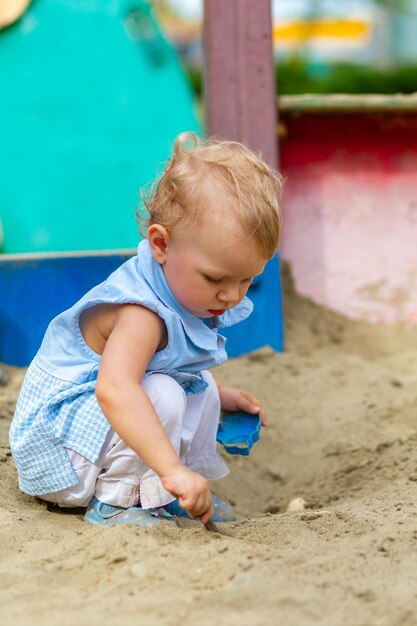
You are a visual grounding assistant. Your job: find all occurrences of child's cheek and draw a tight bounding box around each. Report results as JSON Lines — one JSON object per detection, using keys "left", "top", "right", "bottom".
{"left": 190, "top": 287, "right": 211, "bottom": 309}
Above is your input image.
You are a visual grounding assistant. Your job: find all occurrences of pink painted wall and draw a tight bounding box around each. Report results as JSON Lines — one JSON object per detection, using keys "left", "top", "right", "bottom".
{"left": 279, "top": 113, "right": 417, "bottom": 323}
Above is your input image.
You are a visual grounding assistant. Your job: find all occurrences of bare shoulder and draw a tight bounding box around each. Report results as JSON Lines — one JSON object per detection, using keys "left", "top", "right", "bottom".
{"left": 80, "top": 303, "right": 166, "bottom": 355}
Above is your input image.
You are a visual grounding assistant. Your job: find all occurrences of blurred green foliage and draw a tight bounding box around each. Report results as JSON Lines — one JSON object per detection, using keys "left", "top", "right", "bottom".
{"left": 185, "top": 66, "right": 203, "bottom": 96}
{"left": 185, "top": 60, "right": 417, "bottom": 96}
{"left": 276, "top": 58, "right": 417, "bottom": 94}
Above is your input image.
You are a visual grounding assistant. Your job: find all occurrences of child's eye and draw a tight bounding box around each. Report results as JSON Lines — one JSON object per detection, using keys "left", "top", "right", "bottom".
{"left": 203, "top": 274, "right": 222, "bottom": 284}
{"left": 242, "top": 277, "right": 253, "bottom": 285}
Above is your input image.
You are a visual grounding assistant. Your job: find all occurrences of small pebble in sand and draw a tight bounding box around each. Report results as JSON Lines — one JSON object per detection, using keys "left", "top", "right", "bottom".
{"left": 130, "top": 562, "right": 148, "bottom": 579}
{"left": 286, "top": 498, "right": 306, "bottom": 512}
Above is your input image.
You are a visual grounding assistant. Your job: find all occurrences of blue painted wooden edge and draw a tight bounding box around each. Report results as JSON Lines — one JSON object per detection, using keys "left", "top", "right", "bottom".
{"left": 0, "top": 250, "right": 284, "bottom": 366}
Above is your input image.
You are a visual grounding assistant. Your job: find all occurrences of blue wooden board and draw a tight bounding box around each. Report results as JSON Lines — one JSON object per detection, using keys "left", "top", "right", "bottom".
{"left": 0, "top": 252, "right": 284, "bottom": 366}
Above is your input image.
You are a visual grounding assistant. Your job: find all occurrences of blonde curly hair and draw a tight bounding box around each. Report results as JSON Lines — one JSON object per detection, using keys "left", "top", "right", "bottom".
{"left": 138, "top": 132, "right": 283, "bottom": 258}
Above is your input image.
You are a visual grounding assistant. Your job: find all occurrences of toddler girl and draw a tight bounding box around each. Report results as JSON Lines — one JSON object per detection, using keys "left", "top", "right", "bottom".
{"left": 10, "top": 133, "right": 282, "bottom": 527}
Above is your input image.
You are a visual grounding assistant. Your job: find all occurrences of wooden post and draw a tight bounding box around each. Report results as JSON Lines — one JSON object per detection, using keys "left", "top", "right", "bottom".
{"left": 203, "top": 0, "right": 278, "bottom": 168}
{"left": 203, "top": 0, "right": 284, "bottom": 356}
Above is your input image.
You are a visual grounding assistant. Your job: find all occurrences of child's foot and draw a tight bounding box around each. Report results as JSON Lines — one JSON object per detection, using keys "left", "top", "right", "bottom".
{"left": 163, "top": 496, "right": 235, "bottom": 522}
{"left": 84, "top": 497, "right": 173, "bottom": 528}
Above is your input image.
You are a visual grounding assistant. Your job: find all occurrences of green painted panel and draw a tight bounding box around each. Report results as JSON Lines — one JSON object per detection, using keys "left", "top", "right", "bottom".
{"left": 0, "top": 0, "right": 199, "bottom": 253}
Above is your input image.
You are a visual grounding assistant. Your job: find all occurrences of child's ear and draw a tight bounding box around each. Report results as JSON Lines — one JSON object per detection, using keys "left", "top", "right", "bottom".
{"left": 148, "top": 224, "right": 170, "bottom": 265}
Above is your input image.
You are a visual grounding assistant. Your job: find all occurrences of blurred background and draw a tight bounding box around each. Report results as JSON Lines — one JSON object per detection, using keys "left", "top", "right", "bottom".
{"left": 2, "top": 0, "right": 417, "bottom": 255}
{"left": 0, "top": 0, "right": 200, "bottom": 254}
{"left": 2, "top": 0, "right": 417, "bottom": 339}
{"left": 160, "top": 0, "right": 417, "bottom": 97}
{"left": 157, "top": 0, "right": 417, "bottom": 326}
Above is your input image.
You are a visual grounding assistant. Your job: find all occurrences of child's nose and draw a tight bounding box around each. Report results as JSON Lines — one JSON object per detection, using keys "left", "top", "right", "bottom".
{"left": 218, "top": 284, "right": 240, "bottom": 304}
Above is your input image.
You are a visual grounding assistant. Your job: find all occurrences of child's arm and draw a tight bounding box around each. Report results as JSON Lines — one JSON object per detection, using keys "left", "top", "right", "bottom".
{"left": 215, "top": 379, "right": 267, "bottom": 426}
{"left": 95, "top": 304, "right": 213, "bottom": 522}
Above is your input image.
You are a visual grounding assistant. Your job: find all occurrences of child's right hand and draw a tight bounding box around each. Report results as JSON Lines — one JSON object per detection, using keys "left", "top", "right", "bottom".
{"left": 161, "top": 466, "right": 213, "bottom": 524}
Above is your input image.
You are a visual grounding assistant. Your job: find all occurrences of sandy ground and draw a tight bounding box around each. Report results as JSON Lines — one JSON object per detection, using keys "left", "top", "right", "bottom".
{"left": 1, "top": 266, "right": 417, "bottom": 626}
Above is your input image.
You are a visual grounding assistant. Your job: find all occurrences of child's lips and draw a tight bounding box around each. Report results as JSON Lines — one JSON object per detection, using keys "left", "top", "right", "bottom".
{"left": 208, "top": 309, "right": 226, "bottom": 315}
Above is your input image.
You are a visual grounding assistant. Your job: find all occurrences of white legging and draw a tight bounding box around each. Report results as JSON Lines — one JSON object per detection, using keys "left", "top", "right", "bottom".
{"left": 40, "top": 371, "right": 229, "bottom": 509}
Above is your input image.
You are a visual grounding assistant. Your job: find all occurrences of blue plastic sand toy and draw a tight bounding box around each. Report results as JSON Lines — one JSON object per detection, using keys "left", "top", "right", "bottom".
{"left": 216, "top": 411, "right": 262, "bottom": 456}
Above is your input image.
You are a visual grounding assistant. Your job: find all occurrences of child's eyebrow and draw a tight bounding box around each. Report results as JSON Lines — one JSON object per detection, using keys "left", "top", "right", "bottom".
{"left": 199, "top": 262, "right": 263, "bottom": 281}
{"left": 202, "top": 270, "right": 255, "bottom": 282}
{"left": 199, "top": 265, "right": 225, "bottom": 277}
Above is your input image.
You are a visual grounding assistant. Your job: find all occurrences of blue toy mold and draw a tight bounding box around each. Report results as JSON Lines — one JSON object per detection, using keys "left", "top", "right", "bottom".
{"left": 216, "top": 411, "right": 262, "bottom": 456}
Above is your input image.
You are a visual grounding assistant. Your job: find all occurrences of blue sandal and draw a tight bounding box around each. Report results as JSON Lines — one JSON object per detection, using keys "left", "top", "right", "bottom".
{"left": 84, "top": 497, "right": 173, "bottom": 527}
{"left": 163, "top": 496, "right": 235, "bottom": 522}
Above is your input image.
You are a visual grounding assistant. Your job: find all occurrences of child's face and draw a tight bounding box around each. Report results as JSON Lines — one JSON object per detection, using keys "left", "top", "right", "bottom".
{"left": 149, "top": 217, "right": 267, "bottom": 318}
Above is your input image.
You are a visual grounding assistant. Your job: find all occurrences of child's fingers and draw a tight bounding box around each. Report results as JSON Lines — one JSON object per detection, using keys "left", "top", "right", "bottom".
{"left": 239, "top": 392, "right": 261, "bottom": 413}
{"left": 238, "top": 394, "right": 260, "bottom": 413}
{"left": 200, "top": 504, "right": 214, "bottom": 525}
{"left": 163, "top": 466, "right": 214, "bottom": 522}
{"left": 240, "top": 392, "right": 267, "bottom": 426}
{"left": 179, "top": 492, "right": 213, "bottom": 521}
{"left": 198, "top": 494, "right": 213, "bottom": 523}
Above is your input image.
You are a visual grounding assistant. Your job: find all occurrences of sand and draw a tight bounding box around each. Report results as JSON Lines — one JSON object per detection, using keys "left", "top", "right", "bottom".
{"left": 1, "top": 266, "right": 417, "bottom": 626}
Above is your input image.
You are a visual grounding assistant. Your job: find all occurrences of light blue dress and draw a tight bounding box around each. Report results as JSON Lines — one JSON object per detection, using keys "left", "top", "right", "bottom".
{"left": 10, "top": 240, "right": 253, "bottom": 496}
